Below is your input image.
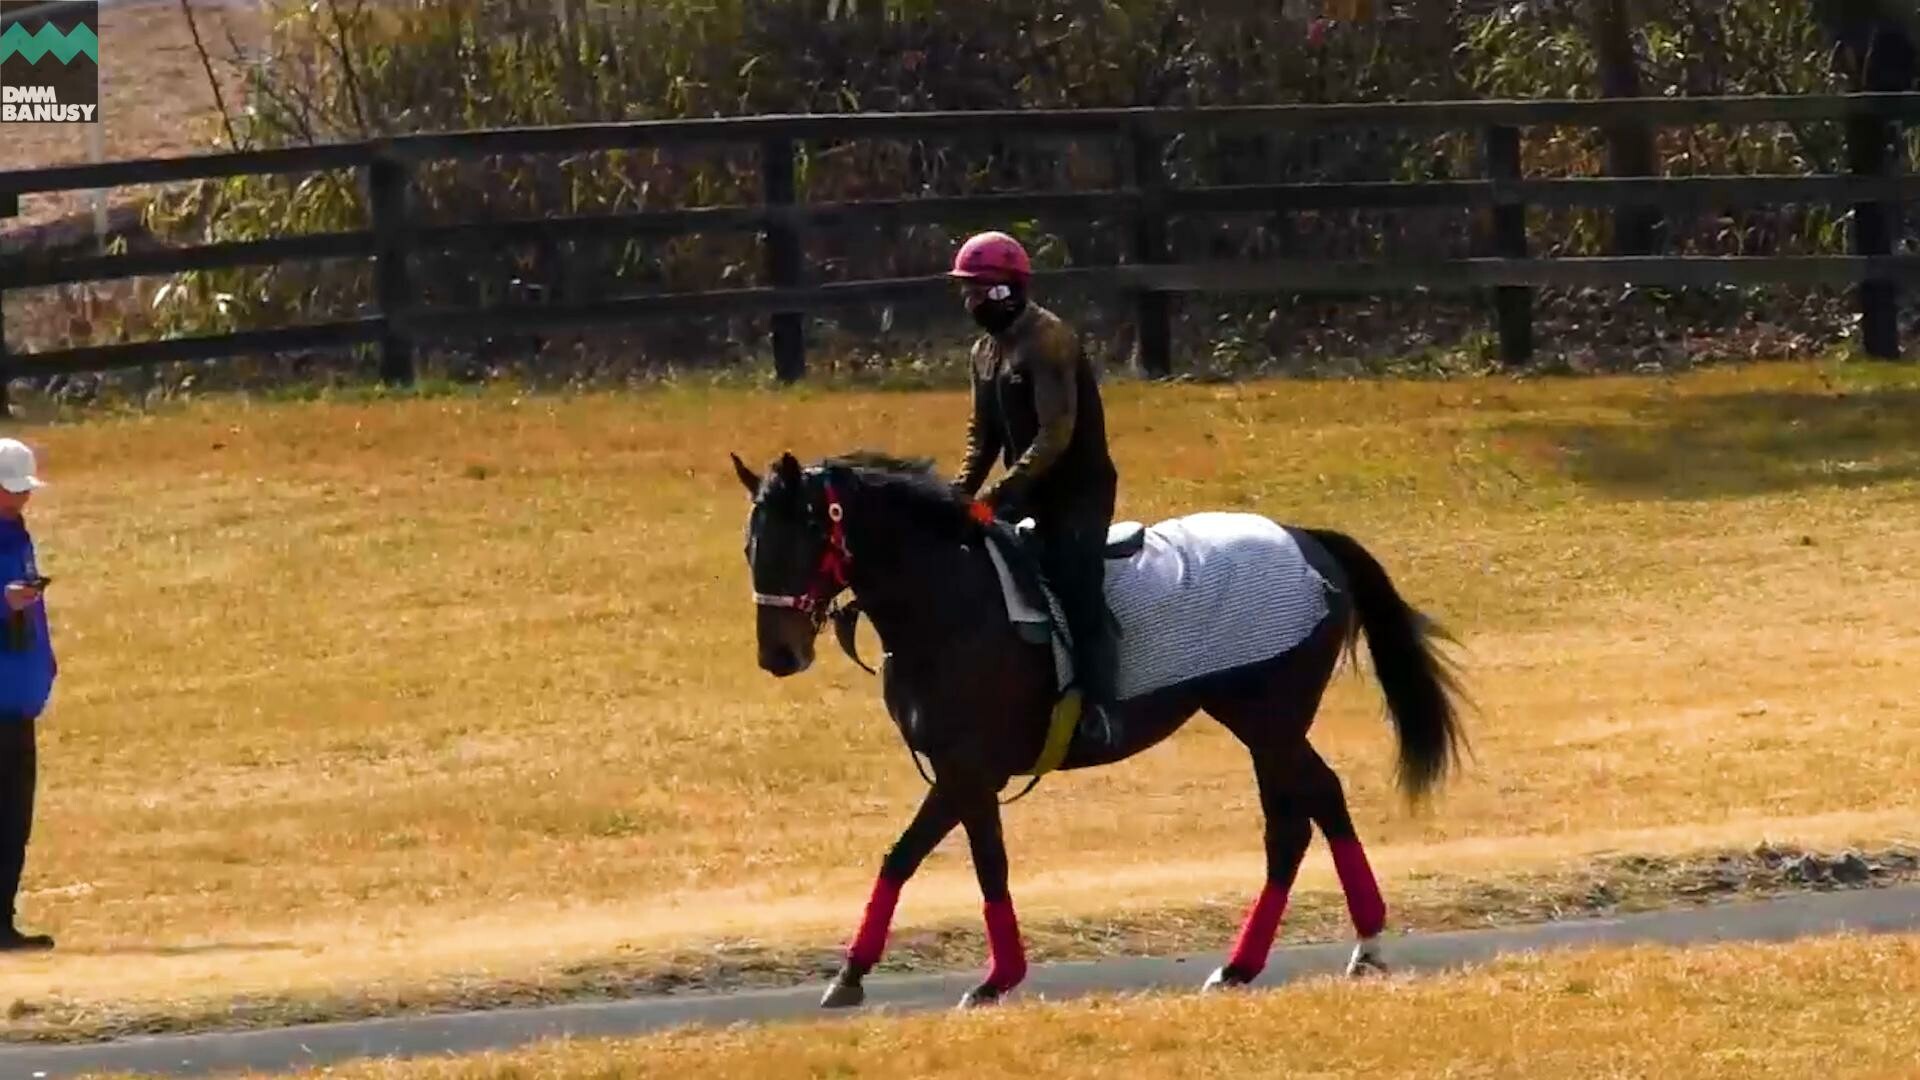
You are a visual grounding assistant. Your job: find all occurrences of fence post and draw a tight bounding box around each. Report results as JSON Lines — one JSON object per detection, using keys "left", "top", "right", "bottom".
{"left": 0, "top": 191, "right": 15, "bottom": 417}
{"left": 365, "top": 150, "right": 417, "bottom": 387}
{"left": 1129, "top": 122, "right": 1173, "bottom": 379}
{"left": 1484, "top": 125, "right": 1532, "bottom": 367}
{"left": 762, "top": 136, "right": 806, "bottom": 383}
{"left": 1846, "top": 107, "right": 1901, "bottom": 359}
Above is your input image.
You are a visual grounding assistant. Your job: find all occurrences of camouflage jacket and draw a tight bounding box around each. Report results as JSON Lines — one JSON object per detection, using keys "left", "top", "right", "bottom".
{"left": 955, "top": 302, "right": 1116, "bottom": 517}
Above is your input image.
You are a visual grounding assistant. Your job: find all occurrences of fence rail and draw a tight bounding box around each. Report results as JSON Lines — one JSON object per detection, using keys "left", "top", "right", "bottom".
{"left": 4, "top": 91, "right": 1920, "bottom": 396}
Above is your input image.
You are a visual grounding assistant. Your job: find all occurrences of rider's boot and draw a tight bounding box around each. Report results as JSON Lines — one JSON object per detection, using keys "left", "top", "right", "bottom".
{"left": 1033, "top": 509, "right": 1124, "bottom": 760}
{"left": 1065, "top": 593, "right": 1123, "bottom": 759}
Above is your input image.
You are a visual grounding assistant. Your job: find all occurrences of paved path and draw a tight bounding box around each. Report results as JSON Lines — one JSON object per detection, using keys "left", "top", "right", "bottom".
{"left": 5, "top": 886, "right": 1917, "bottom": 1078}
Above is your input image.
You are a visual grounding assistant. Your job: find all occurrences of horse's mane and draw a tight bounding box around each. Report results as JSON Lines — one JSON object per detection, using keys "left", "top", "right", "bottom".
{"left": 819, "top": 450, "right": 978, "bottom": 542}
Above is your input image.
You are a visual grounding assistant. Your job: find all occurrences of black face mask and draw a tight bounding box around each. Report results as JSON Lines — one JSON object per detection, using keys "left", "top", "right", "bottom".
{"left": 969, "top": 282, "right": 1027, "bottom": 335}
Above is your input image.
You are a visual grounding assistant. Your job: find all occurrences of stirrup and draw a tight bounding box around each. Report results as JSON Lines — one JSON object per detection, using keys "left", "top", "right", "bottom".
{"left": 1074, "top": 691, "right": 1119, "bottom": 745}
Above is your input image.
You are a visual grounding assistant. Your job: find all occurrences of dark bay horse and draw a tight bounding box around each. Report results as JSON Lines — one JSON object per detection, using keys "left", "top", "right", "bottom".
{"left": 731, "top": 449, "right": 1467, "bottom": 1010}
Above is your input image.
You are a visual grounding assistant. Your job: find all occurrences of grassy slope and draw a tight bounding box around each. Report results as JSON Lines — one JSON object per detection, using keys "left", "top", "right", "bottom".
{"left": 2, "top": 358, "right": 1918, "bottom": 1036}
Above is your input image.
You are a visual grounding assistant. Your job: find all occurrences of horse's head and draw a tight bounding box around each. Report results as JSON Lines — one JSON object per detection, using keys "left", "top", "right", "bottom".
{"left": 732, "top": 450, "right": 851, "bottom": 677}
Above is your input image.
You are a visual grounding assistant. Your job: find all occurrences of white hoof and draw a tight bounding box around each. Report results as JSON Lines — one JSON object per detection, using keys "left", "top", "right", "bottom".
{"left": 1346, "top": 937, "right": 1388, "bottom": 977}
{"left": 1202, "top": 965, "right": 1252, "bottom": 992}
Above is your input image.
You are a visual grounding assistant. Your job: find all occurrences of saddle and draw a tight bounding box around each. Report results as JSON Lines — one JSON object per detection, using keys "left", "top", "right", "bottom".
{"left": 985, "top": 517, "right": 1142, "bottom": 654}
{"left": 984, "top": 518, "right": 1144, "bottom": 783}
{"left": 1008, "top": 518, "right": 1146, "bottom": 561}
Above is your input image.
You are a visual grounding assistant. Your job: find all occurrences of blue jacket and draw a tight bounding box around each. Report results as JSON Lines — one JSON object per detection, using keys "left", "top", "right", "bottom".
{"left": 0, "top": 516, "right": 55, "bottom": 720}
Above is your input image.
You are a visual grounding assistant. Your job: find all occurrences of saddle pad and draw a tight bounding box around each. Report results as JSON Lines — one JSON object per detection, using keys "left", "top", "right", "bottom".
{"left": 987, "top": 512, "right": 1334, "bottom": 701}
{"left": 985, "top": 533, "right": 1073, "bottom": 683}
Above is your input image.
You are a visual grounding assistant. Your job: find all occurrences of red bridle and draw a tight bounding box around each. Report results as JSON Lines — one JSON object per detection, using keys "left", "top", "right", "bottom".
{"left": 751, "top": 479, "right": 852, "bottom": 624}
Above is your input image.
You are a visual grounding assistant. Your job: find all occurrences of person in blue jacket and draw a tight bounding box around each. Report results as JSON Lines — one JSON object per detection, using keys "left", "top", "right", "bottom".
{"left": 0, "top": 438, "right": 55, "bottom": 951}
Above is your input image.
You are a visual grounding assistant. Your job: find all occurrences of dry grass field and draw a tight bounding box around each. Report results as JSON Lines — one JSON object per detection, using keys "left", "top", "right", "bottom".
{"left": 2, "top": 359, "right": 1919, "bottom": 1037}
{"left": 118, "top": 931, "right": 1920, "bottom": 1079}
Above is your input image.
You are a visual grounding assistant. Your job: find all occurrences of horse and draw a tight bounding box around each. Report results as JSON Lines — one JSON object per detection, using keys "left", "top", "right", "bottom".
{"left": 730, "top": 448, "right": 1468, "bottom": 1010}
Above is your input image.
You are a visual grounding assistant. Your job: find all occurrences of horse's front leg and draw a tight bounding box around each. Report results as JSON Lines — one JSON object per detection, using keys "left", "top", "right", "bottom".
{"left": 954, "top": 782, "right": 1027, "bottom": 1008}
{"left": 820, "top": 784, "right": 960, "bottom": 1008}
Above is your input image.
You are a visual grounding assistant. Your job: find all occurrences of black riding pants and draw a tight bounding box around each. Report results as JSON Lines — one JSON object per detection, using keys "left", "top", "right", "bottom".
{"left": 1029, "top": 496, "right": 1117, "bottom": 697}
{"left": 0, "top": 720, "right": 36, "bottom": 925}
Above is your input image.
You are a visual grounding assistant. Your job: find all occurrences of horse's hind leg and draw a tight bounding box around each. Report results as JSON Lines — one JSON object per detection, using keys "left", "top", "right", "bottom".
{"left": 1204, "top": 744, "right": 1313, "bottom": 991}
{"left": 1201, "top": 618, "right": 1346, "bottom": 991}
{"left": 1302, "top": 743, "right": 1389, "bottom": 976}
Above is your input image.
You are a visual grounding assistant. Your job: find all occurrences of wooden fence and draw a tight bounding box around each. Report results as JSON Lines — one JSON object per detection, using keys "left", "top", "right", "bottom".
{"left": 4, "top": 92, "right": 1920, "bottom": 395}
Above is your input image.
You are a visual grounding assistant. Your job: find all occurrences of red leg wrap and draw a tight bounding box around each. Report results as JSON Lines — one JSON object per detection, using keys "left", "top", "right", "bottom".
{"left": 983, "top": 897, "right": 1027, "bottom": 990}
{"left": 1330, "top": 838, "right": 1387, "bottom": 938}
{"left": 1228, "top": 881, "right": 1290, "bottom": 976}
{"left": 847, "top": 875, "right": 903, "bottom": 970}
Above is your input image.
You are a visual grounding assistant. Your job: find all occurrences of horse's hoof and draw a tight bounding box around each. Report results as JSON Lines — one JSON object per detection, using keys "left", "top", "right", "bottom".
{"left": 1203, "top": 964, "right": 1254, "bottom": 992}
{"left": 958, "top": 982, "right": 1005, "bottom": 1009}
{"left": 820, "top": 977, "right": 866, "bottom": 1009}
{"left": 1346, "top": 940, "right": 1388, "bottom": 978}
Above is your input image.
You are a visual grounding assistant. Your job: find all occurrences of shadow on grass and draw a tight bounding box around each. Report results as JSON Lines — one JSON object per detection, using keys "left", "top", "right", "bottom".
{"left": 1501, "top": 386, "right": 1920, "bottom": 500}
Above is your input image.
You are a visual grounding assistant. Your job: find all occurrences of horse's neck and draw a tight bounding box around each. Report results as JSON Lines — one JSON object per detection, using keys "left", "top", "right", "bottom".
{"left": 848, "top": 516, "right": 992, "bottom": 655}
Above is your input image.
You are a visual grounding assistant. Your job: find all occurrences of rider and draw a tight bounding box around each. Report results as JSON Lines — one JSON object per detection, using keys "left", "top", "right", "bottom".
{"left": 946, "top": 230, "right": 1122, "bottom": 711}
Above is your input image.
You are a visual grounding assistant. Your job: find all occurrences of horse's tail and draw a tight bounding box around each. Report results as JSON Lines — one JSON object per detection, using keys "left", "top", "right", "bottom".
{"left": 1303, "top": 528, "right": 1469, "bottom": 804}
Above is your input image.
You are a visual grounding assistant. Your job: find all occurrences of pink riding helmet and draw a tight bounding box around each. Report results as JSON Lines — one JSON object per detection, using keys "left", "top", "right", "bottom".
{"left": 947, "top": 231, "right": 1032, "bottom": 283}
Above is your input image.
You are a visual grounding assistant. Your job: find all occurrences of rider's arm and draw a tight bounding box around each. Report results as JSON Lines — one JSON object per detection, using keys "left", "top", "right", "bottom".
{"left": 955, "top": 341, "right": 1001, "bottom": 497}
{"left": 983, "top": 318, "right": 1077, "bottom": 509}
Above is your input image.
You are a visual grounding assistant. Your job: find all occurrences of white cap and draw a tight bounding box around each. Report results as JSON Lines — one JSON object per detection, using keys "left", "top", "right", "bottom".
{"left": 0, "top": 439, "right": 45, "bottom": 494}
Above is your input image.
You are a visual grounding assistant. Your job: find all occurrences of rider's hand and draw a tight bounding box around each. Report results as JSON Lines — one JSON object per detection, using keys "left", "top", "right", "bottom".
{"left": 4, "top": 582, "right": 41, "bottom": 612}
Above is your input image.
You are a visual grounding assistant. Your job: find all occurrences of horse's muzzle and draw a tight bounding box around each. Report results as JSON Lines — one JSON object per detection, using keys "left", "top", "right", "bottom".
{"left": 759, "top": 641, "right": 812, "bottom": 677}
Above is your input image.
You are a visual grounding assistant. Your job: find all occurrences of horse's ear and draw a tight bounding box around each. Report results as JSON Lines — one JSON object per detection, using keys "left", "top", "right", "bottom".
{"left": 777, "top": 451, "right": 803, "bottom": 488}
{"left": 730, "top": 452, "right": 762, "bottom": 497}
